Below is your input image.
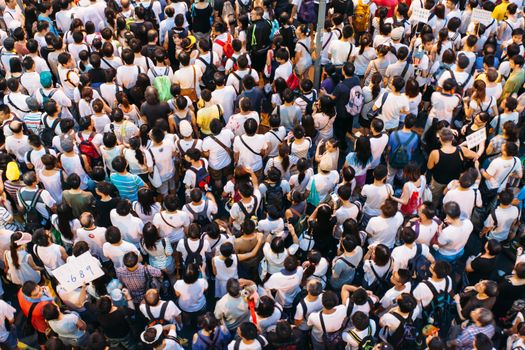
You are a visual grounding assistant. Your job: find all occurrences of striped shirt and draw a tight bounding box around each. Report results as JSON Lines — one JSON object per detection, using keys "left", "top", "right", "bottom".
{"left": 23, "top": 112, "right": 43, "bottom": 135}
{"left": 109, "top": 172, "right": 146, "bottom": 202}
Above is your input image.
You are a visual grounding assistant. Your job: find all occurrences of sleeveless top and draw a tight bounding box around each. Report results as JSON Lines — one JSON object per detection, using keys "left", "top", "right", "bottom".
{"left": 60, "top": 154, "right": 90, "bottom": 189}
{"left": 34, "top": 244, "right": 64, "bottom": 273}
{"left": 432, "top": 148, "right": 464, "bottom": 185}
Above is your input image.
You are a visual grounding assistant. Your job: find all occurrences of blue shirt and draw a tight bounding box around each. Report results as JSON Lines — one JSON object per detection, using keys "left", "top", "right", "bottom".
{"left": 387, "top": 130, "right": 420, "bottom": 163}
{"left": 37, "top": 15, "right": 58, "bottom": 36}
{"left": 109, "top": 172, "right": 146, "bottom": 202}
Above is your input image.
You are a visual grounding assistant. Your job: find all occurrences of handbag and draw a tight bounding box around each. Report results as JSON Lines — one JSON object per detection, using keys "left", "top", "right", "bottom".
{"left": 143, "top": 265, "right": 162, "bottom": 290}
{"left": 306, "top": 177, "right": 320, "bottom": 206}
{"left": 180, "top": 66, "right": 197, "bottom": 102}
{"left": 147, "top": 149, "right": 162, "bottom": 188}
{"left": 366, "top": 92, "right": 388, "bottom": 120}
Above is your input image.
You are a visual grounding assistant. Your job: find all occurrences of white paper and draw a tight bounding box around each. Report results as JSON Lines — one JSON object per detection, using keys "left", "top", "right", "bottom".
{"left": 466, "top": 128, "right": 487, "bottom": 149}
{"left": 52, "top": 252, "right": 104, "bottom": 292}
{"left": 471, "top": 9, "right": 493, "bottom": 26}
{"left": 412, "top": 8, "right": 431, "bottom": 24}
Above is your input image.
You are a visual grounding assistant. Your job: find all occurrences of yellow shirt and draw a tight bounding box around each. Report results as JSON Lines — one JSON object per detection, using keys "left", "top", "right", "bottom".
{"left": 196, "top": 104, "right": 223, "bottom": 135}
{"left": 492, "top": 2, "right": 509, "bottom": 21}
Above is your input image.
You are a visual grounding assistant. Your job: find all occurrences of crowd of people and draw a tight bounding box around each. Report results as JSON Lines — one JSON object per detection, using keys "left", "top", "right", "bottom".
{"left": 0, "top": 0, "right": 524, "bottom": 348}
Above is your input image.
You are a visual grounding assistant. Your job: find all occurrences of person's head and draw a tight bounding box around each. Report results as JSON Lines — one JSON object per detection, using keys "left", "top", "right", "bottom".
{"left": 283, "top": 255, "right": 298, "bottom": 272}
{"left": 400, "top": 227, "right": 417, "bottom": 245}
{"left": 306, "top": 280, "right": 323, "bottom": 297}
{"left": 244, "top": 118, "right": 258, "bottom": 136}
{"left": 431, "top": 260, "right": 451, "bottom": 279}
{"left": 105, "top": 226, "right": 122, "bottom": 244}
{"left": 477, "top": 280, "right": 498, "bottom": 298}
{"left": 397, "top": 293, "right": 417, "bottom": 313}
{"left": 373, "top": 244, "right": 391, "bottom": 266}
{"left": 373, "top": 164, "right": 387, "bottom": 182}
{"left": 43, "top": 303, "right": 61, "bottom": 322}
{"left": 503, "top": 141, "right": 519, "bottom": 157}
{"left": 392, "top": 269, "right": 411, "bottom": 287}
{"left": 66, "top": 173, "right": 81, "bottom": 189}
{"left": 22, "top": 171, "right": 38, "bottom": 186}
{"left": 238, "top": 322, "right": 258, "bottom": 340}
{"left": 473, "top": 333, "right": 493, "bottom": 350}
{"left": 380, "top": 199, "right": 398, "bottom": 218}
{"left": 438, "top": 127, "right": 455, "bottom": 144}
{"left": 352, "top": 311, "right": 370, "bottom": 331}
{"left": 225, "top": 278, "right": 241, "bottom": 297}
{"left": 515, "top": 262, "right": 525, "bottom": 279}
{"left": 321, "top": 290, "right": 339, "bottom": 310}
{"left": 471, "top": 307, "right": 493, "bottom": 327}
{"left": 498, "top": 189, "right": 514, "bottom": 206}
{"left": 22, "top": 281, "right": 43, "bottom": 299}
{"left": 183, "top": 263, "right": 200, "bottom": 284}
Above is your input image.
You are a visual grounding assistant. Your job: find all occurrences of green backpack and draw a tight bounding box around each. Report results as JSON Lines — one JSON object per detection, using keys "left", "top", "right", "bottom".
{"left": 152, "top": 67, "right": 172, "bottom": 102}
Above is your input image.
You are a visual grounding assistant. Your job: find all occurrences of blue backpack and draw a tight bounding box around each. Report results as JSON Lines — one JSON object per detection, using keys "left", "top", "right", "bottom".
{"left": 297, "top": 0, "right": 316, "bottom": 24}
{"left": 422, "top": 278, "right": 456, "bottom": 336}
{"left": 407, "top": 244, "right": 431, "bottom": 283}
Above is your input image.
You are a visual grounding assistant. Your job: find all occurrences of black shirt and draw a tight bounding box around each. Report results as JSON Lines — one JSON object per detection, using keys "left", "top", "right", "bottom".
{"left": 191, "top": 4, "right": 213, "bottom": 34}
{"left": 333, "top": 77, "right": 360, "bottom": 118}
{"left": 247, "top": 19, "right": 272, "bottom": 52}
{"left": 140, "top": 101, "right": 171, "bottom": 126}
{"left": 467, "top": 255, "right": 497, "bottom": 284}
{"left": 97, "top": 307, "right": 133, "bottom": 339}
{"left": 95, "top": 197, "right": 119, "bottom": 228}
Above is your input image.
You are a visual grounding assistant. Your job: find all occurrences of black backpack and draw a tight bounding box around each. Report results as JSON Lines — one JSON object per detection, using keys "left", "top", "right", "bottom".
{"left": 388, "top": 311, "right": 422, "bottom": 349}
{"left": 145, "top": 301, "right": 169, "bottom": 327}
{"left": 348, "top": 326, "right": 376, "bottom": 350}
{"left": 422, "top": 278, "right": 456, "bottom": 336}
{"left": 264, "top": 182, "right": 285, "bottom": 214}
{"left": 40, "top": 114, "right": 60, "bottom": 147}
{"left": 185, "top": 201, "right": 211, "bottom": 228}
{"left": 299, "top": 91, "right": 317, "bottom": 115}
{"left": 407, "top": 244, "right": 431, "bottom": 283}
{"left": 184, "top": 238, "right": 204, "bottom": 266}
{"left": 367, "top": 260, "right": 392, "bottom": 298}
{"left": 198, "top": 51, "right": 218, "bottom": 90}
{"left": 141, "top": 1, "right": 158, "bottom": 27}
{"left": 17, "top": 189, "right": 45, "bottom": 233}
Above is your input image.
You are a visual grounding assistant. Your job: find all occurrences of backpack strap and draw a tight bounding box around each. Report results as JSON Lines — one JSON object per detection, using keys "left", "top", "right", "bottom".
{"left": 337, "top": 256, "right": 356, "bottom": 269}
{"left": 490, "top": 209, "right": 498, "bottom": 228}
{"left": 158, "top": 300, "right": 169, "bottom": 321}
{"left": 209, "top": 134, "right": 233, "bottom": 159}
{"left": 145, "top": 303, "right": 155, "bottom": 320}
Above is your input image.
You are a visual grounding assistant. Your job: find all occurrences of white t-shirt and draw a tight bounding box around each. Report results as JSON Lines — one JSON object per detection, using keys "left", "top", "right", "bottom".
{"left": 211, "top": 86, "right": 237, "bottom": 122}
{"left": 75, "top": 227, "right": 107, "bottom": 260}
{"left": 264, "top": 267, "right": 303, "bottom": 308}
{"left": 361, "top": 184, "right": 393, "bottom": 216}
{"left": 443, "top": 187, "right": 481, "bottom": 219}
{"left": 369, "top": 134, "right": 389, "bottom": 168}
{"left": 0, "top": 300, "right": 15, "bottom": 342}
{"left": 306, "top": 171, "right": 340, "bottom": 200}
{"left": 391, "top": 243, "right": 432, "bottom": 271}
{"left": 139, "top": 300, "right": 181, "bottom": 323}
{"left": 485, "top": 205, "right": 519, "bottom": 242}
{"left": 102, "top": 241, "right": 140, "bottom": 268}
{"left": 375, "top": 92, "right": 409, "bottom": 130}
{"left": 109, "top": 211, "right": 144, "bottom": 245}
{"left": 152, "top": 210, "right": 192, "bottom": 243}
{"left": 485, "top": 157, "right": 522, "bottom": 192}
{"left": 380, "top": 283, "right": 412, "bottom": 310}
{"left": 233, "top": 134, "right": 267, "bottom": 171}
{"left": 173, "top": 279, "right": 208, "bottom": 312}
{"left": 412, "top": 276, "right": 453, "bottom": 308}
{"left": 202, "top": 129, "right": 234, "bottom": 170}
{"left": 366, "top": 212, "right": 404, "bottom": 248}
{"left": 437, "top": 220, "right": 473, "bottom": 256}
{"left": 307, "top": 305, "right": 347, "bottom": 342}
{"left": 149, "top": 141, "right": 177, "bottom": 181}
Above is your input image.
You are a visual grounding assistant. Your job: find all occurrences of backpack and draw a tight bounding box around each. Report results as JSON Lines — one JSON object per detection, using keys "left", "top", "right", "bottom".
{"left": 400, "top": 182, "right": 422, "bottom": 216}
{"left": 286, "top": 72, "right": 300, "bottom": 91}
{"left": 145, "top": 301, "right": 169, "bottom": 327}
{"left": 185, "top": 201, "right": 211, "bottom": 228}
{"left": 237, "top": 196, "right": 259, "bottom": 223}
{"left": 264, "top": 182, "right": 285, "bottom": 214}
{"left": 388, "top": 311, "right": 422, "bottom": 349}
{"left": 233, "top": 336, "right": 266, "bottom": 350}
{"left": 221, "top": 0, "right": 235, "bottom": 25}
{"left": 188, "top": 160, "right": 211, "bottom": 191}
{"left": 39, "top": 88, "right": 57, "bottom": 108}
{"left": 389, "top": 132, "right": 416, "bottom": 169}
{"left": 152, "top": 68, "right": 172, "bottom": 102}
{"left": 348, "top": 326, "right": 376, "bottom": 350}
{"left": 422, "top": 278, "right": 456, "bottom": 336}
{"left": 501, "top": 299, "right": 525, "bottom": 329}
{"left": 299, "top": 91, "right": 317, "bottom": 115}
{"left": 353, "top": 0, "right": 370, "bottom": 33}
{"left": 198, "top": 51, "right": 218, "bottom": 90}
{"left": 78, "top": 131, "right": 102, "bottom": 166}
{"left": 17, "top": 189, "right": 45, "bottom": 233}
{"left": 319, "top": 311, "right": 345, "bottom": 350}
{"left": 297, "top": 0, "right": 316, "bottom": 24}
{"left": 407, "top": 244, "right": 431, "bottom": 282}
{"left": 141, "top": 1, "right": 158, "bottom": 27}
{"left": 216, "top": 34, "right": 234, "bottom": 65}
{"left": 346, "top": 85, "right": 364, "bottom": 115}
{"left": 367, "top": 260, "right": 392, "bottom": 298}
{"left": 184, "top": 238, "right": 204, "bottom": 266}
{"left": 237, "top": 0, "right": 252, "bottom": 16}
{"left": 40, "top": 114, "right": 60, "bottom": 148}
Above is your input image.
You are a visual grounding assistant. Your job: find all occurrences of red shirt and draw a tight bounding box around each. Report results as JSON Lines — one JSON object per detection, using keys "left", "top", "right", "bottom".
{"left": 17, "top": 290, "right": 51, "bottom": 333}
{"left": 374, "top": 0, "right": 399, "bottom": 17}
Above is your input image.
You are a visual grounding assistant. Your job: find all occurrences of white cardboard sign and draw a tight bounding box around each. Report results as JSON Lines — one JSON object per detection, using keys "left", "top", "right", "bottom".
{"left": 466, "top": 127, "right": 487, "bottom": 149}
{"left": 471, "top": 9, "right": 493, "bottom": 26}
{"left": 412, "top": 8, "right": 431, "bottom": 24}
{"left": 52, "top": 252, "right": 104, "bottom": 292}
